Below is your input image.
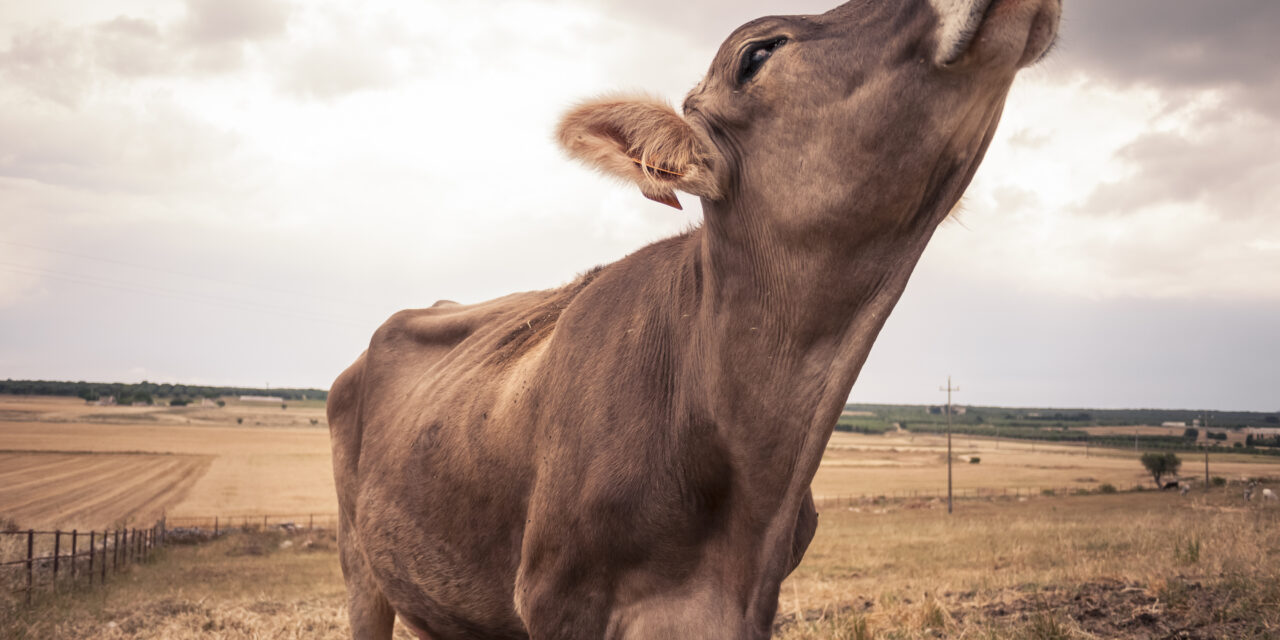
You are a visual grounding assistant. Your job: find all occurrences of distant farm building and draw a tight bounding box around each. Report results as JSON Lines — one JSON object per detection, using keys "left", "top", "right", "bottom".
{"left": 239, "top": 395, "right": 284, "bottom": 403}
{"left": 95, "top": 395, "right": 117, "bottom": 406}
{"left": 1246, "top": 427, "right": 1280, "bottom": 437}
{"left": 1162, "top": 421, "right": 1187, "bottom": 428}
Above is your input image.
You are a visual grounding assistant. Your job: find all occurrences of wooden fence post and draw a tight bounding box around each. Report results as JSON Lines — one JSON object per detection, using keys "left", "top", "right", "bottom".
{"left": 71, "top": 530, "right": 78, "bottom": 581}
{"left": 214, "top": 516, "right": 219, "bottom": 536}
{"left": 88, "top": 531, "right": 95, "bottom": 585}
{"left": 100, "top": 530, "right": 107, "bottom": 583}
{"left": 25, "top": 529, "right": 34, "bottom": 605}
{"left": 53, "top": 530, "right": 61, "bottom": 588}
{"left": 113, "top": 530, "right": 119, "bottom": 570}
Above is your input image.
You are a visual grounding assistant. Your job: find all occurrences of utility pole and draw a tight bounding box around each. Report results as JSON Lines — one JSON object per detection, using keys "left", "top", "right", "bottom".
{"left": 940, "top": 376, "right": 960, "bottom": 515}
{"left": 1203, "top": 412, "right": 1210, "bottom": 490}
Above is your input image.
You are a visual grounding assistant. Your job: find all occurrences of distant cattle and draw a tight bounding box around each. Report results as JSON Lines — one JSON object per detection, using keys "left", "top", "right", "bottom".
{"left": 1263, "top": 488, "right": 1277, "bottom": 502}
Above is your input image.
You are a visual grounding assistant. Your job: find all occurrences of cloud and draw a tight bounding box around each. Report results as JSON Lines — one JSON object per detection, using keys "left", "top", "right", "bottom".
{"left": 1079, "top": 109, "right": 1280, "bottom": 221}
{"left": 92, "top": 16, "right": 172, "bottom": 77}
{"left": 179, "top": 0, "right": 290, "bottom": 45}
{"left": 1054, "top": 0, "right": 1280, "bottom": 113}
{"left": 276, "top": 45, "right": 397, "bottom": 99}
{"left": 0, "top": 97, "right": 239, "bottom": 197}
{"left": 0, "top": 25, "right": 94, "bottom": 107}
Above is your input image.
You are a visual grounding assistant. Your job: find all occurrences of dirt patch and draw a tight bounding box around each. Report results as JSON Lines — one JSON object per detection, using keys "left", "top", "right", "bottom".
{"left": 976, "top": 576, "right": 1280, "bottom": 639}
{"left": 775, "top": 576, "right": 1280, "bottom": 639}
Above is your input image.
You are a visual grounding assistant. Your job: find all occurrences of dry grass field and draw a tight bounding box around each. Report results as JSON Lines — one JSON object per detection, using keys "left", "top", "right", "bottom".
{"left": 3, "top": 492, "right": 1277, "bottom": 639}
{"left": 5, "top": 396, "right": 1278, "bottom": 532}
{"left": 0, "top": 396, "right": 335, "bottom": 530}
{"left": 814, "top": 431, "right": 1279, "bottom": 500}
{"left": 4, "top": 395, "right": 1280, "bottom": 638}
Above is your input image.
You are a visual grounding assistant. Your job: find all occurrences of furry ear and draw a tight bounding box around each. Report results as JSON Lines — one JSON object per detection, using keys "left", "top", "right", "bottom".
{"left": 556, "top": 94, "right": 723, "bottom": 210}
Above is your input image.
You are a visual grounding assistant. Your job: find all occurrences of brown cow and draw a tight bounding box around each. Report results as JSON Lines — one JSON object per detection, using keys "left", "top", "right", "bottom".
{"left": 329, "top": 1, "right": 1061, "bottom": 638}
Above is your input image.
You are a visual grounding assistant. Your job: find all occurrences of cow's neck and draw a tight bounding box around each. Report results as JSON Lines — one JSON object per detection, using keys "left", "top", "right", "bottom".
{"left": 684, "top": 198, "right": 934, "bottom": 621}
{"left": 696, "top": 203, "right": 928, "bottom": 463}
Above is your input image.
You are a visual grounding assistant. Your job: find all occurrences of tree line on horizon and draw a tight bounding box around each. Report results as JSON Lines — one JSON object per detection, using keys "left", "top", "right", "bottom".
{"left": 0, "top": 379, "right": 328, "bottom": 403}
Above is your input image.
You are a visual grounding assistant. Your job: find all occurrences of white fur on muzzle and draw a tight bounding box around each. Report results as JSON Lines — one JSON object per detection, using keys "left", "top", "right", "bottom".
{"left": 930, "top": 0, "right": 995, "bottom": 64}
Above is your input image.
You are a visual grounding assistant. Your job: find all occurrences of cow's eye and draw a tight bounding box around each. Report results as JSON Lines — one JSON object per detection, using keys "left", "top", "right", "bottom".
{"left": 738, "top": 38, "right": 787, "bottom": 85}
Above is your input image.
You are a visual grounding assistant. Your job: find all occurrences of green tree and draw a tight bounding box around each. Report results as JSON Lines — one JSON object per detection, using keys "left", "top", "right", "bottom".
{"left": 1140, "top": 452, "right": 1182, "bottom": 487}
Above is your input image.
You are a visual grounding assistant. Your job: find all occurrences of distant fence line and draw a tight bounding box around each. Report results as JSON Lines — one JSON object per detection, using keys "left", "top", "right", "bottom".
{"left": 165, "top": 512, "right": 339, "bottom": 533}
{"left": 813, "top": 484, "right": 1132, "bottom": 507}
{"left": 0, "top": 520, "right": 165, "bottom": 606}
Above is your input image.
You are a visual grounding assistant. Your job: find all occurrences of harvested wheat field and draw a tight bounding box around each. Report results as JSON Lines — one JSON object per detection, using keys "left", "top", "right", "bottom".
{"left": 0, "top": 451, "right": 209, "bottom": 530}
{"left": 0, "top": 396, "right": 336, "bottom": 529}
{"left": 4, "top": 491, "right": 1277, "bottom": 639}
{"left": 814, "top": 431, "right": 1280, "bottom": 500}
{"left": 5, "top": 396, "right": 1280, "bottom": 530}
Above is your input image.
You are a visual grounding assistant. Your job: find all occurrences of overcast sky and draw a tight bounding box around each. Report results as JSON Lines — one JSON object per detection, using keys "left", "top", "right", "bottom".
{"left": 0, "top": 1, "right": 1276, "bottom": 412}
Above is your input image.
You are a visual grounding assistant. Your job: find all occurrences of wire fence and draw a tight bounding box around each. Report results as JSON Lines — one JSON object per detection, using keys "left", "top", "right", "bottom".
{"left": 164, "top": 513, "right": 338, "bottom": 533}
{"left": 0, "top": 520, "right": 165, "bottom": 606}
{"left": 0, "top": 513, "right": 339, "bottom": 608}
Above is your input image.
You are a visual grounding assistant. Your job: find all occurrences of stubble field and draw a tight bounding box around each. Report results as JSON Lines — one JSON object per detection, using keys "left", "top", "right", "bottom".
{"left": 0, "top": 396, "right": 335, "bottom": 530}
{"left": 3, "top": 395, "right": 1280, "bottom": 638}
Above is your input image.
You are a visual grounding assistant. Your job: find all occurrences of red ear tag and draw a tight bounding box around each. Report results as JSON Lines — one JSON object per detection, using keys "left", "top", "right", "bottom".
{"left": 644, "top": 191, "right": 683, "bottom": 210}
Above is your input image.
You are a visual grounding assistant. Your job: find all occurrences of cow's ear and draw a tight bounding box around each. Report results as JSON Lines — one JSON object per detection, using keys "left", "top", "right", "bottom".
{"left": 556, "top": 94, "right": 723, "bottom": 210}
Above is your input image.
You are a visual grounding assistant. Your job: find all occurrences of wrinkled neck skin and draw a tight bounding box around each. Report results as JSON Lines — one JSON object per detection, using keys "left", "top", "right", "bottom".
{"left": 682, "top": 93, "right": 1008, "bottom": 625}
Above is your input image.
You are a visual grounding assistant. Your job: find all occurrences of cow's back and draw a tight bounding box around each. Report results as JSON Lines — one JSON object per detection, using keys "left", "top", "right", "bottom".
{"left": 329, "top": 272, "right": 605, "bottom": 639}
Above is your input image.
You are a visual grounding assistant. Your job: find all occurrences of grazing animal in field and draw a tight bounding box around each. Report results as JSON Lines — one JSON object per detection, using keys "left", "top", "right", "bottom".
{"left": 328, "top": 1, "right": 1061, "bottom": 638}
{"left": 1179, "top": 483, "right": 1191, "bottom": 497}
{"left": 1264, "top": 488, "right": 1277, "bottom": 502}
{"left": 1162, "top": 480, "right": 1181, "bottom": 491}
{"left": 1245, "top": 480, "right": 1258, "bottom": 501}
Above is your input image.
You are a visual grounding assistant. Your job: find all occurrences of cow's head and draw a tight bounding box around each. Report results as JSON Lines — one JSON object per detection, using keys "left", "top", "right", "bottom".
{"left": 558, "top": 0, "right": 1059, "bottom": 235}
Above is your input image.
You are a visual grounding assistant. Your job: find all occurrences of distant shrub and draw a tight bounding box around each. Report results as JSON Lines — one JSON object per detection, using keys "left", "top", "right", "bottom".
{"left": 1233, "top": 442, "right": 1243, "bottom": 449}
{"left": 236, "top": 417, "right": 244, "bottom": 424}
{"left": 1099, "top": 483, "right": 1117, "bottom": 494}
{"left": 1141, "top": 451, "right": 1182, "bottom": 487}
{"left": 281, "top": 403, "right": 288, "bottom": 410}
{"left": 169, "top": 398, "right": 189, "bottom": 407}
{"left": 969, "top": 457, "right": 981, "bottom": 464}
{"left": 1041, "top": 489, "right": 1056, "bottom": 496}
{"left": 216, "top": 399, "right": 226, "bottom": 407}
{"left": 1211, "top": 476, "right": 1227, "bottom": 487}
